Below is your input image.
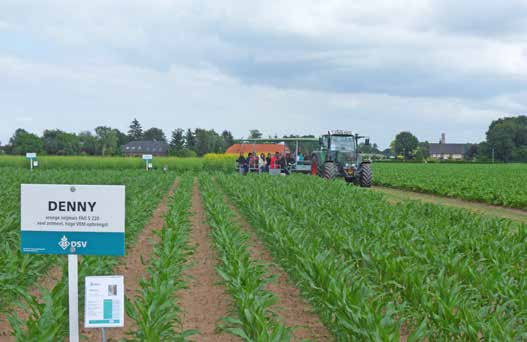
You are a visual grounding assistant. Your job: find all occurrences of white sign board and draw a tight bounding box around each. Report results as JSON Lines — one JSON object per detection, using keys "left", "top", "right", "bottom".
{"left": 26, "top": 152, "right": 37, "bottom": 159}
{"left": 21, "top": 184, "right": 125, "bottom": 255}
{"left": 142, "top": 154, "right": 153, "bottom": 160}
{"left": 85, "top": 276, "right": 124, "bottom": 328}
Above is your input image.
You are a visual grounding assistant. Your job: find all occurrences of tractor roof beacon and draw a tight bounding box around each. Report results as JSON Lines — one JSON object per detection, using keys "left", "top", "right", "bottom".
{"left": 310, "top": 131, "right": 372, "bottom": 187}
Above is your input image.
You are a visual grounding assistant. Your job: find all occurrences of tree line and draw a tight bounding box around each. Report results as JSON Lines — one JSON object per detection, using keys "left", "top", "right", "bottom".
{"left": 389, "top": 115, "right": 527, "bottom": 162}
{"left": 1, "top": 119, "right": 235, "bottom": 157}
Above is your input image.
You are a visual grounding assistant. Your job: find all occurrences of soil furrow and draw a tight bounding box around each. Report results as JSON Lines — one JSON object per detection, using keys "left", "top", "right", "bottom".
{"left": 82, "top": 178, "right": 180, "bottom": 341}
{"left": 222, "top": 193, "right": 331, "bottom": 341}
{"left": 178, "top": 181, "right": 238, "bottom": 342}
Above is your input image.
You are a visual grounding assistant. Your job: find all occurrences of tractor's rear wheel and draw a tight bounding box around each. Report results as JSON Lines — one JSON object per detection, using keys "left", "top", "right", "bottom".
{"left": 322, "top": 162, "right": 337, "bottom": 180}
{"left": 359, "top": 164, "right": 372, "bottom": 187}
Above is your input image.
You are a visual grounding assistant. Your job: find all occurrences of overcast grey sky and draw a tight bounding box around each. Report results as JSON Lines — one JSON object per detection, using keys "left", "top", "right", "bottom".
{"left": 1, "top": 0, "right": 526, "bottom": 148}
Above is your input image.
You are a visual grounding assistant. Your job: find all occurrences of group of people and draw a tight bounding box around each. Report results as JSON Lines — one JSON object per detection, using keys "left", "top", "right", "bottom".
{"left": 236, "top": 151, "right": 304, "bottom": 175}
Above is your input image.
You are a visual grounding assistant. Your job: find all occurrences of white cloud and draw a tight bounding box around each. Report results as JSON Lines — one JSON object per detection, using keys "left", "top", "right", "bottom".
{"left": 0, "top": 0, "right": 526, "bottom": 147}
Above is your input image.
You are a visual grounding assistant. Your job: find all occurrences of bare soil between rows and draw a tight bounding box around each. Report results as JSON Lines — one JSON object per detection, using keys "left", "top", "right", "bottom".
{"left": 83, "top": 178, "right": 180, "bottom": 342}
{"left": 178, "top": 181, "right": 238, "bottom": 341}
{"left": 223, "top": 194, "right": 332, "bottom": 341}
{"left": 373, "top": 186, "right": 527, "bottom": 223}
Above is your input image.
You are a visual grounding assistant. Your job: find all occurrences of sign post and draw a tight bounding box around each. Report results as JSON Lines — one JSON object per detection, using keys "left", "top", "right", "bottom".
{"left": 69, "top": 254, "right": 79, "bottom": 342}
{"left": 26, "top": 152, "right": 37, "bottom": 171}
{"left": 21, "top": 184, "right": 125, "bottom": 342}
{"left": 142, "top": 154, "right": 153, "bottom": 171}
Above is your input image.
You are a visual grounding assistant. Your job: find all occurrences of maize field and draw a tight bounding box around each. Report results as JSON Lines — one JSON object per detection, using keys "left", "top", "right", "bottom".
{"left": 0, "top": 163, "right": 526, "bottom": 341}
{"left": 373, "top": 163, "right": 527, "bottom": 209}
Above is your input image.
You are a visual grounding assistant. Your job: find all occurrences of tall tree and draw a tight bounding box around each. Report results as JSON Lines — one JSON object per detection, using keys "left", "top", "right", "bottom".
{"left": 393, "top": 131, "right": 419, "bottom": 160}
{"left": 417, "top": 141, "right": 430, "bottom": 158}
{"left": 8, "top": 129, "right": 43, "bottom": 155}
{"left": 127, "top": 118, "right": 143, "bottom": 141}
{"left": 95, "top": 126, "right": 118, "bottom": 156}
{"left": 169, "top": 128, "right": 185, "bottom": 156}
{"left": 143, "top": 127, "right": 167, "bottom": 142}
{"left": 486, "top": 115, "right": 527, "bottom": 162}
{"left": 194, "top": 129, "right": 223, "bottom": 156}
{"left": 79, "top": 131, "right": 98, "bottom": 155}
{"left": 249, "top": 129, "right": 262, "bottom": 139}
{"left": 185, "top": 129, "right": 196, "bottom": 152}
{"left": 221, "top": 130, "right": 234, "bottom": 150}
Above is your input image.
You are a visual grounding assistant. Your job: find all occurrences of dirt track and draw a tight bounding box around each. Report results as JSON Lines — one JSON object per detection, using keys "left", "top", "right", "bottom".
{"left": 373, "top": 186, "right": 527, "bottom": 223}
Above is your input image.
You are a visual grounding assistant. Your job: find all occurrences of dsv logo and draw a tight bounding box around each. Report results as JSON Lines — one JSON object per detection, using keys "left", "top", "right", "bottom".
{"left": 58, "top": 235, "right": 88, "bottom": 251}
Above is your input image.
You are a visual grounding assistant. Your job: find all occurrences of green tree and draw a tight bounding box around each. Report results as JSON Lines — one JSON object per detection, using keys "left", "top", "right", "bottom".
{"left": 127, "top": 118, "right": 143, "bottom": 141}
{"left": 185, "top": 129, "right": 196, "bottom": 152}
{"left": 169, "top": 128, "right": 185, "bottom": 156}
{"left": 79, "top": 131, "right": 98, "bottom": 155}
{"left": 486, "top": 116, "right": 527, "bottom": 161}
{"left": 8, "top": 129, "right": 43, "bottom": 155}
{"left": 417, "top": 141, "right": 430, "bottom": 159}
{"left": 393, "top": 131, "right": 419, "bottom": 160}
{"left": 194, "top": 129, "right": 224, "bottom": 156}
{"left": 95, "top": 126, "right": 118, "bottom": 156}
{"left": 42, "top": 129, "right": 80, "bottom": 155}
{"left": 143, "top": 127, "right": 167, "bottom": 142}
{"left": 249, "top": 129, "right": 262, "bottom": 139}
{"left": 221, "top": 130, "right": 234, "bottom": 150}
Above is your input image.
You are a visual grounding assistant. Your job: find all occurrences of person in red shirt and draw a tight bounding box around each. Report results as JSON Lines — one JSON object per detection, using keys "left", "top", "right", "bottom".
{"left": 270, "top": 152, "right": 280, "bottom": 169}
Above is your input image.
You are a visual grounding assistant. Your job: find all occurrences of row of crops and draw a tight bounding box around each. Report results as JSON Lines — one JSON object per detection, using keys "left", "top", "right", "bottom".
{"left": 0, "top": 154, "right": 236, "bottom": 171}
{"left": 217, "top": 173, "right": 527, "bottom": 340}
{"left": 0, "top": 167, "right": 176, "bottom": 340}
{"left": 373, "top": 163, "right": 527, "bottom": 209}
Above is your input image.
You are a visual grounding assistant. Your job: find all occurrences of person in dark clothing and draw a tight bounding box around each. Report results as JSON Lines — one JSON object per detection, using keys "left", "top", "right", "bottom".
{"left": 279, "top": 152, "right": 290, "bottom": 175}
{"left": 266, "top": 153, "right": 272, "bottom": 167}
{"left": 236, "top": 153, "right": 248, "bottom": 175}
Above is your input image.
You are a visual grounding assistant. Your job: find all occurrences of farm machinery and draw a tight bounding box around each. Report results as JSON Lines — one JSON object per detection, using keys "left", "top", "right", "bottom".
{"left": 310, "top": 130, "right": 372, "bottom": 187}
{"left": 234, "top": 130, "right": 372, "bottom": 187}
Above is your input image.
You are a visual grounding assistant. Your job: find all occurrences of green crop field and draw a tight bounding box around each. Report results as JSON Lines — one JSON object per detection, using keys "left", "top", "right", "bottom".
{"left": 1, "top": 164, "right": 526, "bottom": 341}
{"left": 0, "top": 154, "right": 236, "bottom": 172}
{"left": 373, "top": 163, "right": 527, "bottom": 209}
{"left": 0, "top": 167, "right": 176, "bottom": 340}
{"left": 218, "top": 174, "right": 527, "bottom": 340}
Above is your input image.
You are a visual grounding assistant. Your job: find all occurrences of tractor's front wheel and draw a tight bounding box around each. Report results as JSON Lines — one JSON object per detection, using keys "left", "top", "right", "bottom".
{"left": 359, "top": 163, "right": 372, "bottom": 187}
{"left": 323, "top": 162, "right": 337, "bottom": 180}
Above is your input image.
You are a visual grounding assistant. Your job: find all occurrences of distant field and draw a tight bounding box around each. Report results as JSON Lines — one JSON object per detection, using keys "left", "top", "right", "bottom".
{"left": 0, "top": 154, "right": 236, "bottom": 171}
{"left": 373, "top": 163, "right": 527, "bottom": 209}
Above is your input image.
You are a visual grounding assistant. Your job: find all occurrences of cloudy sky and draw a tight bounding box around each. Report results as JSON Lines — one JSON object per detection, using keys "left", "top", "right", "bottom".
{"left": 1, "top": 0, "right": 526, "bottom": 148}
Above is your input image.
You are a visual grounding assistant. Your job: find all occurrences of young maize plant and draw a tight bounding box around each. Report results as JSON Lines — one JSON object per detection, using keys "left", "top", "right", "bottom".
{"left": 126, "top": 175, "right": 196, "bottom": 341}
{"left": 218, "top": 173, "right": 527, "bottom": 341}
{"left": 5, "top": 169, "right": 176, "bottom": 341}
{"left": 373, "top": 163, "right": 527, "bottom": 209}
{"left": 198, "top": 175, "right": 292, "bottom": 341}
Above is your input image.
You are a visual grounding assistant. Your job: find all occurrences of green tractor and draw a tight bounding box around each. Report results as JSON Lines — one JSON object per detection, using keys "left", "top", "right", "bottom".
{"left": 310, "top": 130, "right": 372, "bottom": 187}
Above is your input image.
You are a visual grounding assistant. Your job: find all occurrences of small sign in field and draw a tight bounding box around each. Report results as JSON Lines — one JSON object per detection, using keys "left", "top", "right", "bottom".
{"left": 85, "top": 276, "right": 124, "bottom": 328}
{"left": 21, "top": 184, "right": 125, "bottom": 256}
